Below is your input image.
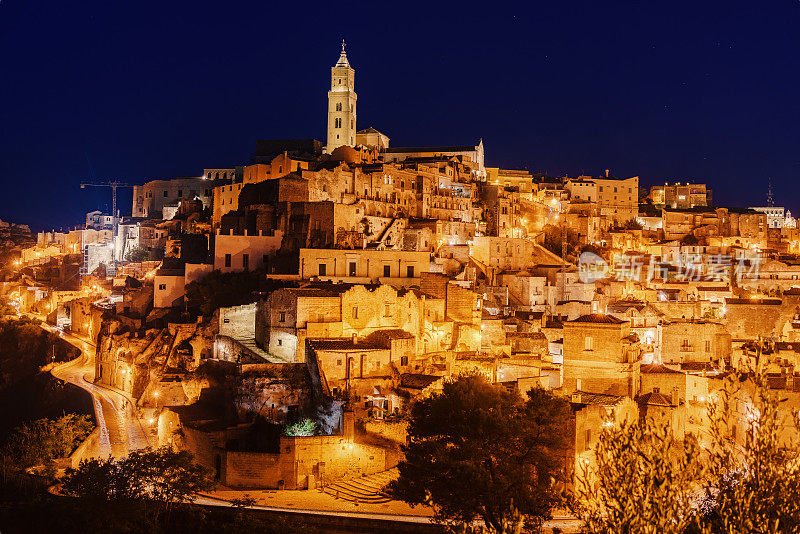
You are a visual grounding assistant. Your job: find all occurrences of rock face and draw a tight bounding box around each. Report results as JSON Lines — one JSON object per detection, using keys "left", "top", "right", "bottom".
{"left": 95, "top": 317, "right": 218, "bottom": 402}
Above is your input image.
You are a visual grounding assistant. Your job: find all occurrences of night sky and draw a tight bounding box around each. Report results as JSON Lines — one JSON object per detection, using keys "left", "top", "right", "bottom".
{"left": 1, "top": 1, "right": 798, "bottom": 230}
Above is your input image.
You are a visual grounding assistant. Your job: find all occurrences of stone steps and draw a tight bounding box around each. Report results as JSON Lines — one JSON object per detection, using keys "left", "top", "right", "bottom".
{"left": 321, "top": 467, "right": 398, "bottom": 504}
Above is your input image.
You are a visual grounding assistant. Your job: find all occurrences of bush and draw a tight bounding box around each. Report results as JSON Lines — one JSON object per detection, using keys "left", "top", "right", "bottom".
{"left": 2, "top": 414, "right": 93, "bottom": 469}
{"left": 284, "top": 419, "right": 317, "bottom": 437}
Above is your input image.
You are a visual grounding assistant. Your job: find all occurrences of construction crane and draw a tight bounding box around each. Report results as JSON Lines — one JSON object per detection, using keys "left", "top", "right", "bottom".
{"left": 80, "top": 180, "right": 133, "bottom": 259}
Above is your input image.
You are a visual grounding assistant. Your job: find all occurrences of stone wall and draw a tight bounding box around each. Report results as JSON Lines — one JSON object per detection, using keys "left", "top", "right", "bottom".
{"left": 651, "top": 300, "right": 702, "bottom": 320}
{"left": 219, "top": 435, "right": 390, "bottom": 490}
{"left": 446, "top": 283, "right": 480, "bottom": 324}
{"left": 219, "top": 303, "right": 256, "bottom": 340}
{"left": 725, "top": 299, "right": 790, "bottom": 340}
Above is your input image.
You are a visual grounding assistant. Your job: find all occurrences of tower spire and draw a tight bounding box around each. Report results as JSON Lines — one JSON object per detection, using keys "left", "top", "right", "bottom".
{"left": 327, "top": 39, "right": 356, "bottom": 152}
{"left": 335, "top": 39, "right": 350, "bottom": 68}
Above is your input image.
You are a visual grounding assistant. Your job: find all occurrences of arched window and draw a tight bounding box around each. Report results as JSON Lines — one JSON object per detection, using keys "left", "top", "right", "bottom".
{"left": 335, "top": 103, "right": 342, "bottom": 111}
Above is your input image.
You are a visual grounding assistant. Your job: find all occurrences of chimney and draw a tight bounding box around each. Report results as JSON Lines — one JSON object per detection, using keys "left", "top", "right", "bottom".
{"left": 352, "top": 332, "right": 358, "bottom": 344}
{"left": 605, "top": 169, "right": 610, "bottom": 178}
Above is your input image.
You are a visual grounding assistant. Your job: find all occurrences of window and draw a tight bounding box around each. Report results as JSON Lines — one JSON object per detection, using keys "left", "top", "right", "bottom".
{"left": 177, "top": 190, "right": 182, "bottom": 198}
{"left": 406, "top": 266, "right": 415, "bottom": 278}
{"left": 348, "top": 262, "right": 357, "bottom": 276}
{"left": 585, "top": 429, "right": 592, "bottom": 452}
{"left": 318, "top": 263, "right": 326, "bottom": 276}
{"left": 681, "top": 339, "right": 691, "bottom": 351}
{"left": 242, "top": 253, "right": 249, "bottom": 270}
{"left": 158, "top": 283, "right": 166, "bottom": 290}
{"left": 384, "top": 303, "right": 391, "bottom": 316}
{"left": 383, "top": 265, "right": 391, "bottom": 277}
{"left": 277, "top": 339, "right": 282, "bottom": 346}
{"left": 335, "top": 117, "right": 342, "bottom": 128}
{"left": 224, "top": 254, "right": 231, "bottom": 268}
{"left": 335, "top": 102, "right": 342, "bottom": 111}
{"left": 584, "top": 336, "right": 594, "bottom": 350}
{"left": 279, "top": 312, "right": 286, "bottom": 323}
{"left": 163, "top": 190, "right": 168, "bottom": 197}
{"left": 352, "top": 306, "right": 358, "bottom": 319}
{"left": 705, "top": 340, "right": 711, "bottom": 352}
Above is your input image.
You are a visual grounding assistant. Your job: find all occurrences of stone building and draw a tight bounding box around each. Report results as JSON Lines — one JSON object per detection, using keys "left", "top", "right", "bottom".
{"left": 562, "top": 313, "right": 642, "bottom": 397}
{"left": 660, "top": 319, "right": 732, "bottom": 366}
{"left": 132, "top": 176, "right": 219, "bottom": 219}
{"left": 213, "top": 229, "right": 284, "bottom": 273}
{"left": 298, "top": 248, "right": 431, "bottom": 285}
{"left": 568, "top": 171, "right": 638, "bottom": 224}
{"left": 649, "top": 182, "right": 711, "bottom": 209}
{"left": 383, "top": 140, "right": 486, "bottom": 176}
{"left": 259, "top": 283, "right": 426, "bottom": 364}
{"left": 639, "top": 363, "right": 713, "bottom": 441}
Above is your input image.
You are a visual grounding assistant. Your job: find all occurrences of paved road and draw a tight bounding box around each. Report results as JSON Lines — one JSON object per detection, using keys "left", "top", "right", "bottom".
{"left": 45, "top": 324, "right": 148, "bottom": 458}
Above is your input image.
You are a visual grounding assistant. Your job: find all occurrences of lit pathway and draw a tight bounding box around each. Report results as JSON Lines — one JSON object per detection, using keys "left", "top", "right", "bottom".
{"left": 46, "top": 324, "right": 149, "bottom": 458}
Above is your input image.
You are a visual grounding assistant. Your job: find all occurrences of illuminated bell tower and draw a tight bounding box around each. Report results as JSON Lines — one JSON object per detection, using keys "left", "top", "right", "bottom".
{"left": 326, "top": 40, "right": 357, "bottom": 152}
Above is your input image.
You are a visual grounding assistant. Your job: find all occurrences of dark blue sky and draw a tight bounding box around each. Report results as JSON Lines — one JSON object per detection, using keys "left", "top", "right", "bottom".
{"left": 1, "top": 0, "right": 798, "bottom": 230}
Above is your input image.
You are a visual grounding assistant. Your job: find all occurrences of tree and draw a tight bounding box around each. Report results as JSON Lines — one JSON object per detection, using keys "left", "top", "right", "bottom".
{"left": 389, "top": 374, "right": 571, "bottom": 533}
{"left": 59, "top": 456, "right": 119, "bottom": 501}
{"left": 125, "top": 246, "right": 162, "bottom": 262}
{"left": 573, "top": 418, "right": 704, "bottom": 534}
{"left": 696, "top": 357, "right": 800, "bottom": 534}
{"left": 63, "top": 447, "right": 211, "bottom": 519}
{"left": 2, "top": 414, "right": 93, "bottom": 469}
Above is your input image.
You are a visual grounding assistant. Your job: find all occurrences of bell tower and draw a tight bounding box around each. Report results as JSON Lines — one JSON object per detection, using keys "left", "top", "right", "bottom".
{"left": 326, "top": 40, "right": 357, "bottom": 153}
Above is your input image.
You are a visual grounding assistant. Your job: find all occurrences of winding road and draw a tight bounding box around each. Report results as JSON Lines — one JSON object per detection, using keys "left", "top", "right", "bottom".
{"left": 44, "top": 323, "right": 148, "bottom": 458}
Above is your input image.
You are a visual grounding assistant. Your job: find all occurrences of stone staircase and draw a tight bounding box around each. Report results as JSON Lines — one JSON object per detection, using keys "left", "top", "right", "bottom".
{"left": 320, "top": 468, "right": 398, "bottom": 504}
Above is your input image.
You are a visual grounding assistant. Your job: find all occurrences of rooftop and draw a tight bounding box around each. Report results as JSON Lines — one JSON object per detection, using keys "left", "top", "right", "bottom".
{"left": 400, "top": 373, "right": 443, "bottom": 390}
{"left": 640, "top": 363, "right": 684, "bottom": 374}
{"left": 385, "top": 144, "right": 478, "bottom": 154}
{"left": 571, "top": 390, "right": 626, "bottom": 406}
{"left": 568, "top": 313, "right": 627, "bottom": 324}
{"left": 638, "top": 391, "right": 676, "bottom": 406}
{"left": 307, "top": 337, "right": 386, "bottom": 352}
